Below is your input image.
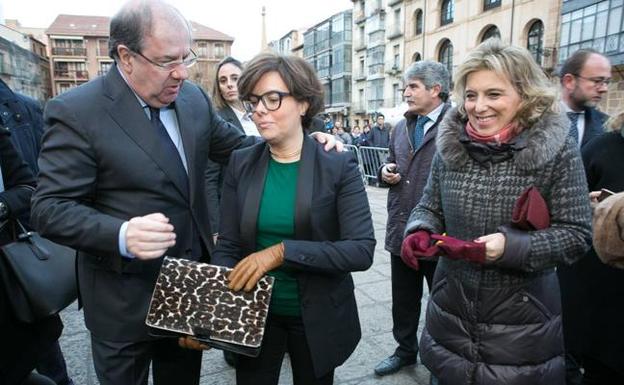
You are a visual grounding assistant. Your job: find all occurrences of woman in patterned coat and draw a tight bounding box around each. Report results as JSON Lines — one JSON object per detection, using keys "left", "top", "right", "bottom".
{"left": 404, "top": 39, "right": 592, "bottom": 385}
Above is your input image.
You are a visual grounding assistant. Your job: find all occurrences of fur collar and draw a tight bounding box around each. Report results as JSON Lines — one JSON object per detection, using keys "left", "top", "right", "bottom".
{"left": 437, "top": 107, "right": 569, "bottom": 170}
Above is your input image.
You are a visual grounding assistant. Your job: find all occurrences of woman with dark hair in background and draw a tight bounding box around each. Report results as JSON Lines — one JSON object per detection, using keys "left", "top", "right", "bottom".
{"left": 212, "top": 53, "right": 375, "bottom": 385}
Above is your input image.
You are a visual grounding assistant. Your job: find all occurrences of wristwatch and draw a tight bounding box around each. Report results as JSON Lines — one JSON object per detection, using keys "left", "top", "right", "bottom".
{"left": 0, "top": 201, "right": 8, "bottom": 221}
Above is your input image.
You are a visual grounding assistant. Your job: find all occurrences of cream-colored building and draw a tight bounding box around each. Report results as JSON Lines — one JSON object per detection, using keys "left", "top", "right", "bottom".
{"left": 403, "top": 0, "right": 561, "bottom": 80}
{"left": 351, "top": 0, "right": 408, "bottom": 127}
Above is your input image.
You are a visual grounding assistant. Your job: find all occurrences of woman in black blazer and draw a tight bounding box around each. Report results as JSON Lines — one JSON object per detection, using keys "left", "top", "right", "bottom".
{"left": 206, "top": 57, "right": 256, "bottom": 248}
{"left": 212, "top": 53, "right": 375, "bottom": 385}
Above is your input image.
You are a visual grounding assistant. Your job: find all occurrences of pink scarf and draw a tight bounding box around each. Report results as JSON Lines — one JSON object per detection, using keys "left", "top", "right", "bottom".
{"left": 465, "top": 121, "right": 521, "bottom": 145}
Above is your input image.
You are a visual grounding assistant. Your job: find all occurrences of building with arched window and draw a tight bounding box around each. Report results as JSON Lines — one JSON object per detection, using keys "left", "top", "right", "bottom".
{"left": 403, "top": 0, "right": 562, "bottom": 81}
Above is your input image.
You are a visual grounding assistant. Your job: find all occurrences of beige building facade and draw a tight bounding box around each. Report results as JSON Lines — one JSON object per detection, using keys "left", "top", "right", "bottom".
{"left": 351, "top": 0, "right": 408, "bottom": 128}
{"left": 403, "top": 0, "right": 562, "bottom": 81}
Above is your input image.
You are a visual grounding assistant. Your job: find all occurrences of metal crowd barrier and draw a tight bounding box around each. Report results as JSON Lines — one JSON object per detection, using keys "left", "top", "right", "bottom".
{"left": 343, "top": 145, "right": 390, "bottom": 185}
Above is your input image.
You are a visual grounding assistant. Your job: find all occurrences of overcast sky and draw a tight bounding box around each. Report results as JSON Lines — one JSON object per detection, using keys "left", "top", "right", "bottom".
{"left": 1, "top": 0, "right": 352, "bottom": 61}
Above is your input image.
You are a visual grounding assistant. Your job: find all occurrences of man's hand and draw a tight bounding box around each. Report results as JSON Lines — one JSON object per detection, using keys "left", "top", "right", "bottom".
{"left": 474, "top": 232, "right": 506, "bottom": 261}
{"left": 178, "top": 336, "right": 210, "bottom": 350}
{"left": 228, "top": 243, "right": 284, "bottom": 292}
{"left": 381, "top": 163, "right": 401, "bottom": 185}
{"left": 126, "top": 213, "right": 176, "bottom": 260}
{"left": 310, "top": 132, "right": 344, "bottom": 152}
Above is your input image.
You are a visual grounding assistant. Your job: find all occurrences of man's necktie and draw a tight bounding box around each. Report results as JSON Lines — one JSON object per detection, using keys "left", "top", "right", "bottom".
{"left": 148, "top": 107, "right": 203, "bottom": 259}
{"left": 148, "top": 106, "right": 189, "bottom": 193}
{"left": 413, "top": 115, "right": 429, "bottom": 150}
{"left": 567, "top": 112, "right": 580, "bottom": 145}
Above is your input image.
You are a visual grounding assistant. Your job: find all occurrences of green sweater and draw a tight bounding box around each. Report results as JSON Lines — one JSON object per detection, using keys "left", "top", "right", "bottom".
{"left": 256, "top": 158, "right": 301, "bottom": 316}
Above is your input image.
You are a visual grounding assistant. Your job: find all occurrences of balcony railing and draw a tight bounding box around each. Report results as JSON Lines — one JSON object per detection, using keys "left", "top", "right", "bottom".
{"left": 354, "top": 70, "right": 367, "bottom": 81}
{"left": 354, "top": 39, "right": 367, "bottom": 51}
{"left": 387, "top": 25, "right": 403, "bottom": 39}
{"left": 54, "top": 70, "right": 89, "bottom": 80}
{"left": 52, "top": 47, "right": 87, "bottom": 56}
{"left": 385, "top": 60, "right": 402, "bottom": 74}
{"left": 352, "top": 102, "right": 366, "bottom": 114}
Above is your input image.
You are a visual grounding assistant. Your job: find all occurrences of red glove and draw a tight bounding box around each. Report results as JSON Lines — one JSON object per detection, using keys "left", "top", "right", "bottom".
{"left": 401, "top": 231, "right": 439, "bottom": 270}
{"left": 431, "top": 234, "right": 486, "bottom": 264}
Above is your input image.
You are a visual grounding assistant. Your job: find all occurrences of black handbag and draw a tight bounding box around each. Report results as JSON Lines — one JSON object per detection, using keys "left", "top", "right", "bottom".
{"left": 146, "top": 257, "right": 274, "bottom": 357}
{"left": 0, "top": 220, "right": 77, "bottom": 323}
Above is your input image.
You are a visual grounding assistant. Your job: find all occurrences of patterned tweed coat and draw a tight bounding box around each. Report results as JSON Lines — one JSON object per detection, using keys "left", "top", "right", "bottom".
{"left": 405, "top": 107, "right": 592, "bottom": 385}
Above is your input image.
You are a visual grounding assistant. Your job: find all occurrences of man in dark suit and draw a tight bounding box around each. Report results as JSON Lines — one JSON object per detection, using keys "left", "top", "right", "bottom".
{"left": 374, "top": 61, "right": 450, "bottom": 377}
{"left": 557, "top": 48, "right": 611, "bottom": 385}
{"left": 31, "top": 2, "right": 253, "bottom": 385}
{"left": 560, "top": 49, "right": 610, "bottom": 147}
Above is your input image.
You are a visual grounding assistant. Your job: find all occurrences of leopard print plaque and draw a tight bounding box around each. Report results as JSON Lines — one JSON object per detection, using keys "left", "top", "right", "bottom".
{"left": 146, "top": 257, "right": 273, "bottom": 348}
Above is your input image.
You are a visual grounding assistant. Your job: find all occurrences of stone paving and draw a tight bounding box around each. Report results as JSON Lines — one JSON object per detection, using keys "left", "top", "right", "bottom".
{"left": 57, "top": 186, "right": 431, "bottom": 384}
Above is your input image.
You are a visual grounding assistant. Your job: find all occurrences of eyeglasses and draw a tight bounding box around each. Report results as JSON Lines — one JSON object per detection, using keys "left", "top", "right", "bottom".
{"left": 133, "top": 49, "right": 198, "bottom": 71}
{"left": 573, "top": 75, "right": 611, "bottom": 88}
{"left": 242, "top": 91, "right": 292, "bottom": 114}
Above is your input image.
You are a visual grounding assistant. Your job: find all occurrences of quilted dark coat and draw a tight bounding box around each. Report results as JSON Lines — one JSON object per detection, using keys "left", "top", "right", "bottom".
{"left": 405, "top": 108, "right": 592, "bottom": 385}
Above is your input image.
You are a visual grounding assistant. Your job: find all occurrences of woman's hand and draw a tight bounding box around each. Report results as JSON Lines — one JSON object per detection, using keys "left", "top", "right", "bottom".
{"left": 474, "top": 232, "right": 506, "bottom": 261}
{"left": 228, "top": 243, "right": 285, "bottom": 292}
{"left": 589, "top": 190, "right": 601, "bottom": 210}
{"left": 178, "top": 336, "right": 210, "bottom": 350}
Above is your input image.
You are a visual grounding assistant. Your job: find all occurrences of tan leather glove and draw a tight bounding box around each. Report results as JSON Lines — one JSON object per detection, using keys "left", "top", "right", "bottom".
{"left": 178, "top": 336, "right": 209, "bottom": 350}
{"left": 228, "top": 242, "right": 285, "bottom": 292}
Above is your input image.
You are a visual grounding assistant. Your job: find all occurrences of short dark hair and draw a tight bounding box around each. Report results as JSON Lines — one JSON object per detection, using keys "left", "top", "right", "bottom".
{"left": 212, "top": 56, "right": 243, "bottom": 110}
{"left": 559, "top": 48, "right": 602, "bottom": 84}
{"left": 377, "top": 113, "right": 385, "bottom": 119}
{"left": 108, "top": 1, "right": 189, "bottom": 61}
{"left": 238, "top": 53, "right": 324, "bottom": 130}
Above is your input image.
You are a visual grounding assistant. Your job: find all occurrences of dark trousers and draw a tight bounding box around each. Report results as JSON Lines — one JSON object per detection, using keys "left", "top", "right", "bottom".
{"left": 558, "top": 263, "right": 588, "bottom": 385}
{"left": 237, "top": 314, "right": 333, "bottom": 385}
{"left": 582, "top": 356, "right": 624, "bottom": 385}
{"left": 36, "top": 340, "right": 72, "bottom": 385}
{"left": 91, "top": 335, "right": 202, "bottom": 385}
{"left": 391, "top": 254, "right": 436, "bottom": 360}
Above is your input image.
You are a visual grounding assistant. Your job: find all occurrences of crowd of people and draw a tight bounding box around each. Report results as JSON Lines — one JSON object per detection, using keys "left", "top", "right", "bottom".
{"left": 0, "top": 1, "right": 623, "bottom": 385}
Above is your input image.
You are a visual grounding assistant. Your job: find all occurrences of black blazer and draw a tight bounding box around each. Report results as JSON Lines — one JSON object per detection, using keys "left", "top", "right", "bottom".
{"left": 31, "top": 66, "right": 255, "bottom": 341}
{"left": 213, "top": 135, "right": 376, "bottom": 377}
{"left": 581, "top": 106, "right": 608, "bottom": 147}
{"left": 205, "top": 104, "right": 246, "bottom": 234}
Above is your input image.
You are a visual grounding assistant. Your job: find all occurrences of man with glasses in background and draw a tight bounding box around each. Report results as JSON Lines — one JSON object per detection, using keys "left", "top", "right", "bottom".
{"left": 558, "top": 48, "right": 612, "bottom": 385}
{"left": 30, "top": 1, "right": 343, "bottom": 384}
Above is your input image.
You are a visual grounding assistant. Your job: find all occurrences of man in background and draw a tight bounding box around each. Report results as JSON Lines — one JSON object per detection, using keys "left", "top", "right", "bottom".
{"left": 374, "top": 61, "right": 451, "bottom": 377}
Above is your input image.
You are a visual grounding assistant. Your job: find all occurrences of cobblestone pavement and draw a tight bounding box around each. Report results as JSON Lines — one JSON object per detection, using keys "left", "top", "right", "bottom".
{"left": 58, "top": 186, "right": 431, "bottom": 384}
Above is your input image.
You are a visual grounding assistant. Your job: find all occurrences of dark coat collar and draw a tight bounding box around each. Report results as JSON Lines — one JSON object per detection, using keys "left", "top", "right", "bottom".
{"left": 403, "top": 102, "right": 452, "bottom": 151}
{"left": 217, "top": 105, "right": 245, "bottom": 133}
{"left": 239, "top": 135, "right": 316, "bottom": 251}
{"left": 437, "top": 107, "right": 569, "bottom": 171}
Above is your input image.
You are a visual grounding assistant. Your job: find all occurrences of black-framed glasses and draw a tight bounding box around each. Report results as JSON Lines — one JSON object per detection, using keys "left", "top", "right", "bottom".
{"left": 573, "top": 74, "right": 611, "bottom": 88}
{"left": 242, "top": 91, "right": 292, "bottom": 114}
{"left": 133, "top": 49, "right": 198, "bottom": 72}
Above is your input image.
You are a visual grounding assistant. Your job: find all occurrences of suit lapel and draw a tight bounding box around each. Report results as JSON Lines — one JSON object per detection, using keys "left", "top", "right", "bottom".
{"left": 174, "top": 89, "right": 196, "bottom": 203}
{"left": 294, "top": 137, "right": 315, "bottom": 239}
{"left": 102, "top": 67, "right": 190, "bottom": 201}
{"left": 413, "top": 102, "right": 449, "bottom": 156}
{"left": 221, "top": 105, "right": 245, "bottom": 133}
{"left": 240, "top": 145, "right": 270, "bottom": 252}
